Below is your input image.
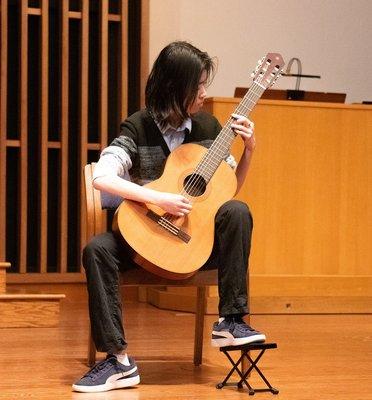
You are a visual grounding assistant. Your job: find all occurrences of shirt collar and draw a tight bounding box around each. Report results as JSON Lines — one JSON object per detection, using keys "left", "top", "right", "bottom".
{"left": 156, "top": 118, "right": 192, "bottom": 136}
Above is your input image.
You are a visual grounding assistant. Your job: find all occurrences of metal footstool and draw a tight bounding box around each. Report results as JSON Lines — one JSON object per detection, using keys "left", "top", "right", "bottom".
{"left": 216, "top": 342, "right": 279, "bottom": 396}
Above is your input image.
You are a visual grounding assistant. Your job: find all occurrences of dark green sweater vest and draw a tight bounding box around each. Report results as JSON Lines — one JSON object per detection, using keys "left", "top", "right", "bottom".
{"left": 110, "top": 109, "right": 222, "bottom": 185}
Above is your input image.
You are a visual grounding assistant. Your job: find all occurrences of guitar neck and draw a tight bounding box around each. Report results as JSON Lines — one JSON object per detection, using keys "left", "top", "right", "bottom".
{"left": 233, "top": 81, "right": 267, "bottom": 117}
{"left": 196, "top": 81, "right": 266, "bottom": 182}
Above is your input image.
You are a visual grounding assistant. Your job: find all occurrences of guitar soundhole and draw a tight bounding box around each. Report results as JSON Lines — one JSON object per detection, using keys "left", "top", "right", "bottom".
{"left": 183, "top": 174, "right": 206, "bottom": 197}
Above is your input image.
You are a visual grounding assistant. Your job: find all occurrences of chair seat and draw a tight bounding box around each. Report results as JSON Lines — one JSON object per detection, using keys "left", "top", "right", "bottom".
{"left": 120, "top": 268, "right": 217, "bottom": 287}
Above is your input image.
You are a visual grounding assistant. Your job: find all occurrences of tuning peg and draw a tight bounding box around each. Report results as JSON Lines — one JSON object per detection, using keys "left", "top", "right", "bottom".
{"left": 269, "top": 73, "right": 282, "bottom": 87}
{"left": 251, "top": 64, "right": 261, "bottom": 77}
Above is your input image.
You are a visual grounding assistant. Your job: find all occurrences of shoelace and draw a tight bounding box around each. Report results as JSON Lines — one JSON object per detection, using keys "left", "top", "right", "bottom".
{"left": 232, "top": 318, "right": 256, "bottom": 332}
{"left": 83, "top": 357, "right": 115, "bottom": 378}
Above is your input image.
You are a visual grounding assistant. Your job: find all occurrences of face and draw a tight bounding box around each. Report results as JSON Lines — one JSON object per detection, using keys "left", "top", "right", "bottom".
{"left": 187, "top": 70, "right": 208, "bottom": 115}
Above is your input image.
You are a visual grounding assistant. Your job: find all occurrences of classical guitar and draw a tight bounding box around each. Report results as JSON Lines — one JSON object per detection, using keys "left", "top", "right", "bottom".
{"left": 113, "top": 53, "right": 285, "bottom": 279}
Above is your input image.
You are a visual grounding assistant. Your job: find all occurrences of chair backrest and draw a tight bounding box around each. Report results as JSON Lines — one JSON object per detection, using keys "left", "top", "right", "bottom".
{"left": 83, "top": 163, "right": 105, "bottom": 243}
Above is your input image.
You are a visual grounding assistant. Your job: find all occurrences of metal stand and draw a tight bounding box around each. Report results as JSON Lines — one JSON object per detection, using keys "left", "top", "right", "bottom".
{"left": 216, "top": 342, "right": 279, "bottom": 396}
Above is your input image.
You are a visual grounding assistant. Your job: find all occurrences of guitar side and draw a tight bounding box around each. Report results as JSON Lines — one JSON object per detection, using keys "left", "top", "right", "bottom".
{"left": 113, "top": 143, "right": 237, "bottom": 279}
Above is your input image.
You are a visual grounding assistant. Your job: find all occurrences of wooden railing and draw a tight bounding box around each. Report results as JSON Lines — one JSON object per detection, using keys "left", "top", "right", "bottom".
{"left": 0, "top": 0, "right": 132, "bottom": 279}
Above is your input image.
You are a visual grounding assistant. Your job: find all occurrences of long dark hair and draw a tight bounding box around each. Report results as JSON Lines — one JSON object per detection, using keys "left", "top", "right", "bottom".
{"left": 145, "top": 41, "right": 215, "bottom": 129}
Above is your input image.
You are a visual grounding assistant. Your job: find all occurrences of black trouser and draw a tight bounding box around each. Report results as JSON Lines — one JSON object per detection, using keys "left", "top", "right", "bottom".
{"left": 83, "top": 200, "right": 253, "bottom": 354}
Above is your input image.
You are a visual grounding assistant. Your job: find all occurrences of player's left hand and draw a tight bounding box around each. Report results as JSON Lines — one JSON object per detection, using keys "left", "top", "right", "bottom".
{"left": 231, "top": 113, "right": 256, "bottom": 152}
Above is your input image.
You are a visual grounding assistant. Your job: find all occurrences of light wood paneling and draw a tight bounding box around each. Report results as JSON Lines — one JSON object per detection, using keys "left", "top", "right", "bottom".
{"left": 206, "top": 275, "right": 372, "bottom": 298}
{"left": 59, "top": 0, "right": 69, "bottom": 273}
{"left": 97, "top": 0, "right": 109, "bottom": 233}
{"left": 0, "top": 1, "right": 7, "bottom": 261}
{"left": 140, "top": 0, "right": 150, "bottom": 108}
{"left": 99, "top": 0, "right": 109, "bottom": 149}
{"left": 1, "top": 1, "right": 131, "bottom": 277}
{"left": 120, "top": 0, "right": 128, "bottom": 119}
{"left": 0, "top": 262, "right": 11, "bottom": 293}
{"left": 151, "top": 99, "right": 372, "bottom": 312}
{"left": 39, "top": 0, "right": 49, "bottom": 272}
{"left": 149, "top": 276, "right": 372, "bottom": 314}
{"left": 19, "top": 0, "right": 28, "bottom": 273}
{"left": 205, "top": 98, "right": 372, "bottom": 278}
{"left": 78, "top": 0, "right": 90, "bottom": 265}
{"left": 0, "top": 293, "right": 65, "bottom": 328}
{"left": 27, "top": 7, "right": 41, "bottom": 16}
{"left": 7, "top": 272, "right": 86, "bottom": 284}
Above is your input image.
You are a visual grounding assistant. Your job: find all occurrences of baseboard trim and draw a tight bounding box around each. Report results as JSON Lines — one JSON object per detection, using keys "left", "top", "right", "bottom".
{"left": 147, "top": 289, "right": 372, "bottom": 314}
{"left": 146, "top": 275, "right": 372, "bottom": 314}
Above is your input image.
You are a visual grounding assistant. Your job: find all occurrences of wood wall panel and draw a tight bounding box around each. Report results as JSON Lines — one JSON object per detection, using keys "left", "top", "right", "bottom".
{"left": 99, "top": 0, "right": 109, "bottom": 149}
{"left": 39, "top": 0, "right": 49, "bottom": 273}
{"left": 19, "top": 0, "right": 28, "bottom": 273}
{"left": 120, "top": 0, "right": 128, "bottom": 120}
{"left": 0, "top": 0, "right": 8, "bottom": 261}
{"left": 1, "top": 1, "right": 133, "bottom": 279}
{"left": 204, "top": 98, "right": 372, "bottom": 278}
{"left": 140, "top": 0, "right": 149, "bottom": 108}
{"left": 78, "top": 0, "right": 90, "bottom": 265}
{"left": 149, "top": 99, "right": 372, "bottom": 313}
{"left": 59, "top": 0, "right": 69, "bottom": 273}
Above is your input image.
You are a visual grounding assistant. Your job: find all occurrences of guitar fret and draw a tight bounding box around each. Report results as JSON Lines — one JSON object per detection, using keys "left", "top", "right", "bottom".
{"left": 255, "top": 81, "right": 267, "bottom": 90}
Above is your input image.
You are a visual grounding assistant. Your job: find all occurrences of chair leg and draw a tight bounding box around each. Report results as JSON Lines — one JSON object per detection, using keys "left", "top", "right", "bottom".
{"left": 194, "top": 286, "right": 206, "bottom": 366}
{"left": 87, "top": 330, "right": 96, "bottom": 367}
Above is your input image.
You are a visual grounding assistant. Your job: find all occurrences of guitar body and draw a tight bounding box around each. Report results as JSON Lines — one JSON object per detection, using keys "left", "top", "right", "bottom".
{"left": 113, "top": 143, "right": 237, "bottom": 279}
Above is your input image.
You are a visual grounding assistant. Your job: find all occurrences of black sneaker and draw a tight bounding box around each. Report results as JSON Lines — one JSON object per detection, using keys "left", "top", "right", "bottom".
{"left": 211, "top": 317, "right": 266, "bottom": 347}
{"left": 72, "top": 355, "right": 140, "bottom": 393}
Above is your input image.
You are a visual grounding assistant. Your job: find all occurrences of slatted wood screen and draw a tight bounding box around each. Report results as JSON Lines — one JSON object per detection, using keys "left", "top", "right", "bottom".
{"left": 0, "top": 0, "right": 146, "bottom": 279}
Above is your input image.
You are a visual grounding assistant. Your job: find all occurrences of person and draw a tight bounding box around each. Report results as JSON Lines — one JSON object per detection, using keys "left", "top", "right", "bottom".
{"left": 72, "top": 41, "right": 266, "bottom": 393}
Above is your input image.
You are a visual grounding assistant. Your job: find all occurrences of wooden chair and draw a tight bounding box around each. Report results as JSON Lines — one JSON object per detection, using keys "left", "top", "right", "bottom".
{"left": 83, "top": 163, "right": 217, "bottom": 367}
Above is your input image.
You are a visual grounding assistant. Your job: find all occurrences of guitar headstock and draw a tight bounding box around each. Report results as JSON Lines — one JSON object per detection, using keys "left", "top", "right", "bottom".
{"left": 251, "top": 53, "right": 285, "bottom": 89}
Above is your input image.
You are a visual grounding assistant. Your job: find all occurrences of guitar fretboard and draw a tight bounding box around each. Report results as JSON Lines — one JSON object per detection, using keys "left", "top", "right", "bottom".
{"left": 192, "top": 81, "right": 266, "bottom": 183}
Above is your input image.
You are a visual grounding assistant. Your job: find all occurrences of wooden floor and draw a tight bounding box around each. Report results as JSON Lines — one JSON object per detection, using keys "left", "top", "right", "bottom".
{"left": 0, "top": 284, "right": 371, "bottom": 400}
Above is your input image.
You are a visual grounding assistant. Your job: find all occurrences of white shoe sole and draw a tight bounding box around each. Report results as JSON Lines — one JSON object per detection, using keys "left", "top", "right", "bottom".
{"left": 72, "top": 374, "right": 140, "bottom": 393}
{"left": 211, "top": 333, "right": 266, "bottom": 347}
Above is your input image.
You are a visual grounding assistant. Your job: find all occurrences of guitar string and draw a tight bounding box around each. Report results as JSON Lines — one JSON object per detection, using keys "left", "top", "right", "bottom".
{"left": 180, "top": 81, "right": 264, "bottom": 198}
{"left": 178, "top": 60, "right": 277, "bottom": 200}
{"left": 160, "top": 65, "right": 272, "bottom": 227}
{"left": 181, "top": 80, "right": 265, "bottom": 198}
{"left": 192, "top": 89, "right": 260, "bottom": 182}
{"left": 188, "top": 78, "right": 267, "bottom": 186}
{"left": 154, "top": 62, "right": 283, "bottom": 234}
{"left": 158, "top": 83, "right": 264, "bottom": 229}
{"left": 160, "top": 79, "right": 266, "bottom": 228}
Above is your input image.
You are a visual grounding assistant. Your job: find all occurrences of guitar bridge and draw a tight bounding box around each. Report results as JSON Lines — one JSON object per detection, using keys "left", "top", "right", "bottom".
{"left": 146, "top": 210, "right": 191, "bottom": 243}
